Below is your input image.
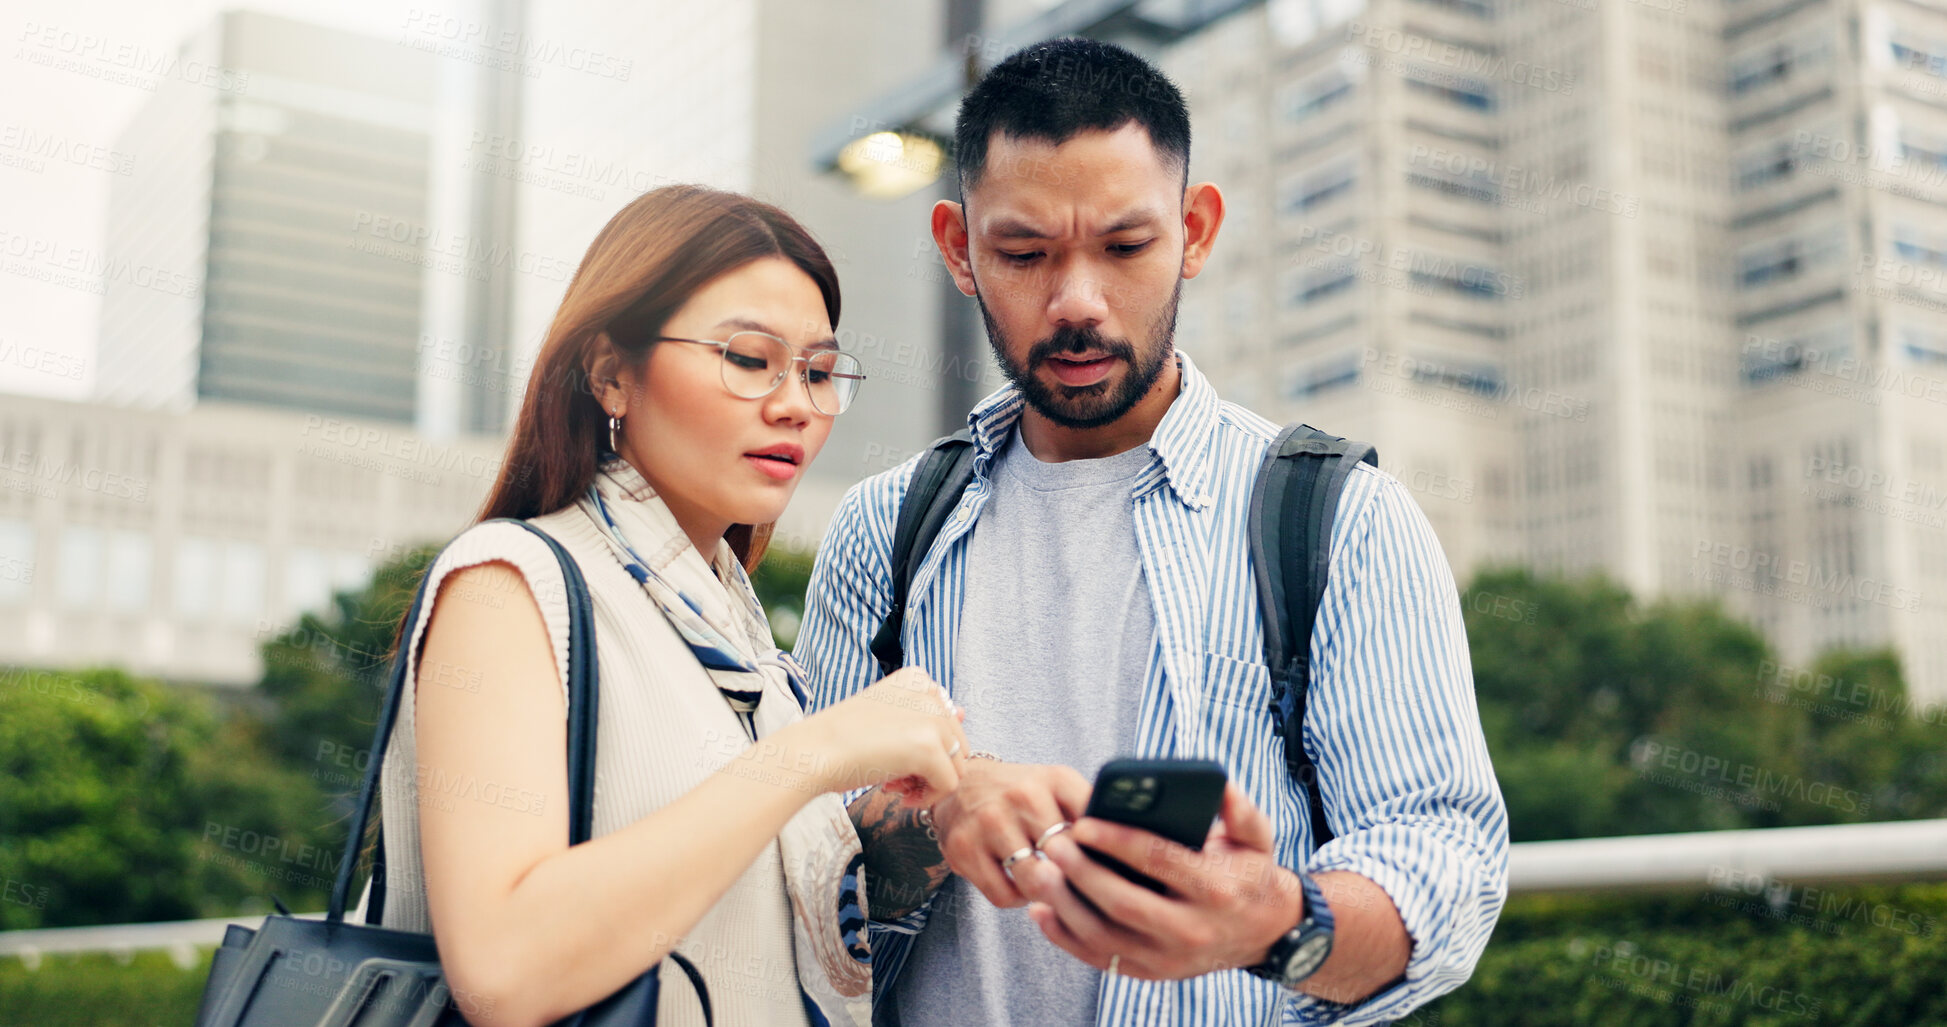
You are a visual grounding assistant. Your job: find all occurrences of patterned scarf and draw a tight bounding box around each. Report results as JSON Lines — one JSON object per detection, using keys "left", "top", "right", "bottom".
{"left": 580, "top": 457, "right": 870, "bottom": 1026}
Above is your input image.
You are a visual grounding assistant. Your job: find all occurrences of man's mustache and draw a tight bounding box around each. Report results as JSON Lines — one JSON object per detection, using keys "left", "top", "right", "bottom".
{"left": 1026, "top": 327, "right": 1137, "bottom": 366}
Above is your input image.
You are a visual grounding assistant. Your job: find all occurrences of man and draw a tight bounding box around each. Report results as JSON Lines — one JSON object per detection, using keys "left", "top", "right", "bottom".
{"left": 797, "top": 37, "right": 1507, "bottom": 1026}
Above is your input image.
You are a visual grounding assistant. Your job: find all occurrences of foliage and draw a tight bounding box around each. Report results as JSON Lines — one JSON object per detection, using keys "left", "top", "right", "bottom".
{"left": 1463, "top": 568, "right": 1947, "bottom": 841}
{"left": 750, "top": 540, "right": 817, "bottom": 650}
{"left": 0, "top": 667, "right": 335, "bottom": 929}
{"left": 1422, "top": 884, "right": 1947, "bottom": 1026}
{"left": 0, "top": 949, "right": 215, "bottom": 1027}
{"left": 252, "top": 544, "right": 440, "bottom": 776}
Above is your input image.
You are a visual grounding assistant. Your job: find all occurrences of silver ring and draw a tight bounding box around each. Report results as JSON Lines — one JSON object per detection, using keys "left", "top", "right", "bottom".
{"left": 1107, "top": 954, "right": 1121, "bottom": 977}
{"left": 1001, "top": 845, "right": 1035, "bottom": 882}
{"left": 1034, "top": 821, "right": 1072, "bottom": 850}
{"left": 947, "top": 740, "right": 962, "bottom": 758}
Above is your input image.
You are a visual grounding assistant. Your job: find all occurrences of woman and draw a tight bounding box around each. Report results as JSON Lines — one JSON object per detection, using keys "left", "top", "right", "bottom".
{"left": 370, "top": 185, "right": 967, "bottom": 1027}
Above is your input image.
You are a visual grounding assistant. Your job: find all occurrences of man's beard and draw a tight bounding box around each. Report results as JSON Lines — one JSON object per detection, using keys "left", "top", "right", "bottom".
{"left": 974, "top": 278, "right": 1181, "bottom": 430}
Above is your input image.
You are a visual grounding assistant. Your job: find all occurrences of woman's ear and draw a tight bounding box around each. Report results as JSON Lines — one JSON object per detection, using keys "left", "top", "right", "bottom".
{"left": 588, "top": 336, "right": 631, "bottom": 416}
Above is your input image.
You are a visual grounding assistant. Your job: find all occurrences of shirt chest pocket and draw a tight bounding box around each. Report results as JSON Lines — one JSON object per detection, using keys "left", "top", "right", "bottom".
{"left": 1198, "top": 650, "right": 1275, "bottom": 713}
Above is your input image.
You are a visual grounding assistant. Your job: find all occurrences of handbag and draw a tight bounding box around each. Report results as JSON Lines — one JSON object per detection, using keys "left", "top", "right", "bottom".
{"left": 192, "top": 518, "right": 712, "bottom": 1026}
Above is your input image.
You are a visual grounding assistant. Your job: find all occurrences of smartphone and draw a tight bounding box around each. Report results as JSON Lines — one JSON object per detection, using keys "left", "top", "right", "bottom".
{"left": 1079, "top": 758, "right": 1227, "bottom": 893}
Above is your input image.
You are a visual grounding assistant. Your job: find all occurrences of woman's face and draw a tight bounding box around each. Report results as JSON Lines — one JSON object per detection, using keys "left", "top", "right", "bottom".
{"left": 605, "top": 257, "right": 839, "bottom": 547}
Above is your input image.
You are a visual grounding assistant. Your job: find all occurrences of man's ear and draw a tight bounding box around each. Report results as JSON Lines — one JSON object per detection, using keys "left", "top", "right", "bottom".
{"left": 931, "top": 199, "right": 978, "bottom": 297}
{"left": 1180, "top": 182, "right": 1225, "bottom": 280}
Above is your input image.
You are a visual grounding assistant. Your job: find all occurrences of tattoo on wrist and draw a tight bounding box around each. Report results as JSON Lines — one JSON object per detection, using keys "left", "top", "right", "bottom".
{"left": 849, "top": 788, "right": 950, "bottom": 919}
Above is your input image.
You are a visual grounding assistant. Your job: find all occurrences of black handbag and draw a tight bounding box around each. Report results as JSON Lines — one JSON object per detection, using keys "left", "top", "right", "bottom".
{"left": 193, "top": 518, "right": 712, "bottom": 1026}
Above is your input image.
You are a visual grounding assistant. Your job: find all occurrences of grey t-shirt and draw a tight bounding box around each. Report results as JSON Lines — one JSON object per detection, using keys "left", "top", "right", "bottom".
{"left": 882, "top": 430, "right": 1155, "bottom": 1027}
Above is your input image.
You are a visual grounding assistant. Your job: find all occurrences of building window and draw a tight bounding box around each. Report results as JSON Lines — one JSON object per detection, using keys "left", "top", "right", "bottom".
{"left": 1410, "top": 259, "right": 1513, "bottom": 300}
{"left": 1409, "top": 0, "right": 1494, "bottom": 18}
{"left": 1289, "top": 264, "right": 1359, "bottom": 305}
{"left": 284, "top": 548, "right": 372, "bottom": 618}
{"left": 1733, "top": 137, "right": 1796, "bottom": 190}
{"left": 105, "top": 530, "right": 151, "bottom": 613}
{"left": 176, "top": 536, "right": 267, "bottom": 625}
{"left": 1736, "top": 225, "right": 1843, "bottom": 288}
{"left": 0, "top": 519, "right": 32, "bottom": 604}
{"left": 1280, "top": 66, "right": 1357, "bottom": 123}
{"left": 1891, "top": 32, "right": 1947, "bottom": 78}
{"left": 1900, "top": 325, "right": 1947, "bottom": 366}
{"left": 1728, "top": 31, "right": 1831, "bottom": 94}
{"left": 1404, "top": 73, "right": 1496, "bottom": 112}
{"left": 1892, "top": 225, "right": 1947, "bottom": 267}
{"left": 58, "top": 526, "right": 103, "bottom": 610}
{"left": 1285, "top": 349, "right": 1365, "bottom": 400}
{"left": 1280, "top": 158, "right": 1358, "bottom": 213}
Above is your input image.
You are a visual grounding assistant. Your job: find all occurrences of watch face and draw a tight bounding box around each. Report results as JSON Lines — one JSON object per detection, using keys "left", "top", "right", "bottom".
{"left": 1284, "top": 931, "right": 1333, "bottom": 982}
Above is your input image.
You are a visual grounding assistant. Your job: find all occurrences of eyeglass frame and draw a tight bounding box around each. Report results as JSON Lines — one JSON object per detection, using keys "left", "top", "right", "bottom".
{"left": 650, "top": 331, "right": 866, "bottom": 416}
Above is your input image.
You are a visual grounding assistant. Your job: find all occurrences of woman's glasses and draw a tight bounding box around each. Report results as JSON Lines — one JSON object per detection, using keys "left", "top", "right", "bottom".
{"left": 654, "top": 331, "right": 866, "bottom": 416}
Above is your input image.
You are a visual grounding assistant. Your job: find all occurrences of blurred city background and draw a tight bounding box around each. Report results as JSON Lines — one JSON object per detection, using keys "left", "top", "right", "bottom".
{"left": 2, "top": 0, "right": 1944, "bottom": 1023}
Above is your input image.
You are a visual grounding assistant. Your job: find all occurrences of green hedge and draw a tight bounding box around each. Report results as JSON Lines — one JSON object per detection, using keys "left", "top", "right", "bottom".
{"left": 1421, "top": 883, "right": 1947, "bottom": 1026}
{"left": 5, "top": 885, "right": 1944, "bottom": 1025}
{"left": 0, "top": 948, "right": 213, "bottom": 1027}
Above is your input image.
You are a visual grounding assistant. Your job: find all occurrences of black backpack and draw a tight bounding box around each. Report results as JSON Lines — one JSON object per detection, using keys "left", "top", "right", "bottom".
{"left": 866, "top": 422, "right": 1378, "bottom": 848}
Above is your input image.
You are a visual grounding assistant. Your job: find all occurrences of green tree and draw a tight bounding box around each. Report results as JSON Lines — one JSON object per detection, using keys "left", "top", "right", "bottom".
{"left": 750, "top": 541, "right": 817, "bottom": 650}
{"left": 0, "top": 667, "right": 335, "bottom": 929}
{"left": 1463, "top": 567, "right": 1946, "bottom": 841}
{"left": 253, "top": 545, "right": 439, "bottom": 778}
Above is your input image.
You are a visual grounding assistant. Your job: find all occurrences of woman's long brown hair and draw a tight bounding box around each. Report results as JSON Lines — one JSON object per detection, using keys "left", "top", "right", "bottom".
{"left": 474, "top": 184, "right": 841, "bottom": 572}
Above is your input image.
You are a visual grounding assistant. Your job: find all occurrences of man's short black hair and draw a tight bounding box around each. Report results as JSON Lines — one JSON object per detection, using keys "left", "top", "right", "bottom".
{"left": 953, "top": 37, "right": 1191, "bottom": 194}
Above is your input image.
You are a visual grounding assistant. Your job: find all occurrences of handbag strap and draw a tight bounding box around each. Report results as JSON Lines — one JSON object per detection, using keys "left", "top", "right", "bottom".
{"left": 329, "top": 518, "right": 598, "bottom": 922}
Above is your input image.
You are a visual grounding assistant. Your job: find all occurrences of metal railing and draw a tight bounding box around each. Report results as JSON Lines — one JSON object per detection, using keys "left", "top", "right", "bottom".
{"left": 5, "top": 819, "right": 1945, "bottom": 963}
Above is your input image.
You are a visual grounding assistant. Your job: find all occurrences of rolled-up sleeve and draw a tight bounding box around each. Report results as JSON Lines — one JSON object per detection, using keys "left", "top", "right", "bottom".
{"left": 1280, "top": 468, "right": 1510, "bottom": 1025}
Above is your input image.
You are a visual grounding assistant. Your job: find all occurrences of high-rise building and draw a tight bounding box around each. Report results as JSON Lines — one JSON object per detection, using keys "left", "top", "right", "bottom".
{"left": 96, "top": 11, "right": 438, "bottom": 425}
{"left": 1161, "top": 0, "right": 1946, "bottom": 699}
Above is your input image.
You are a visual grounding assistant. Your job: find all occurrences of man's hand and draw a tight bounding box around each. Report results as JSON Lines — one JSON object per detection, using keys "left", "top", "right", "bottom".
{"left": 929, "top": 760, "right": 1092, "bottom": 907}
{"left": 1014, "top": 783, "right": 1304, "bottom": 980}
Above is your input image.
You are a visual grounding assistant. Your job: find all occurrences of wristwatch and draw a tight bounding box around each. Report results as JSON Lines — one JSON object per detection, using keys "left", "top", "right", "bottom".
{"left": 1245, "top": 871, "right": 1335, "bottom": 989}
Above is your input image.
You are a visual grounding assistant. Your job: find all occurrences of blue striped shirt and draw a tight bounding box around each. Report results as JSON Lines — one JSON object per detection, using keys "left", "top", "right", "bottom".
{"left": 795, "top": 351, "right": 1509, "bottom": 1025}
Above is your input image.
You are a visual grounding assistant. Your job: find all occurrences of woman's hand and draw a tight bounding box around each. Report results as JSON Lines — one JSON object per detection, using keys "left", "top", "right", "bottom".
{"left": 781, "top": 668, "right": 968, "bottom": 806}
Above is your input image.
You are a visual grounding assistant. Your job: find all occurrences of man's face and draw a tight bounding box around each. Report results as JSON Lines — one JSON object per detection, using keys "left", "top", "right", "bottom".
{"left": 962, "top": 123, "right": 1186, "bottom": 429}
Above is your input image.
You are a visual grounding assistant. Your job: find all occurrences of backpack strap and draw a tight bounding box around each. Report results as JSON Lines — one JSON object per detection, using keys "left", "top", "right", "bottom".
{"left": 869, "top": 430, "right": 978, "bottom": 678}
{"left": 1248, "top": 423, "right": 1378, "bottom": 851}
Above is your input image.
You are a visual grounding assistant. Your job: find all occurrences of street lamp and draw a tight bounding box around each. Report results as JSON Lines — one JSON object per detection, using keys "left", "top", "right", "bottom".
{"left": 834, "top": 130, "right": 948, "bottom": 200}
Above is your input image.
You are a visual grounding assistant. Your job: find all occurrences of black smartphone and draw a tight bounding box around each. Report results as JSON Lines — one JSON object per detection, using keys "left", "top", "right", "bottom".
{"left": 1079, "top": 758, "right": 1227, "bottom": 893}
